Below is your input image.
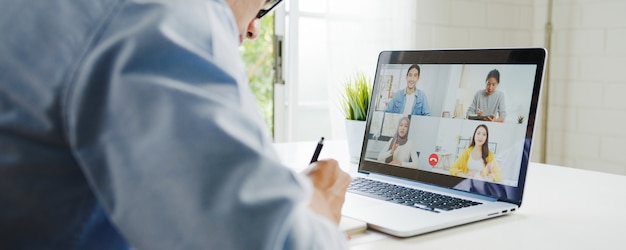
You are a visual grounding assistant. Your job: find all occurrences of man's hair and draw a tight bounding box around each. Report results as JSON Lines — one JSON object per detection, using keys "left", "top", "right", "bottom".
{"left": 407, "top": 64, "right": 421, "bottom": 76}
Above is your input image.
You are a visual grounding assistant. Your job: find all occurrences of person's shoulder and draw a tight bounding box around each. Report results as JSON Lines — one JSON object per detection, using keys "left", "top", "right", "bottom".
{"left": 462, "top": 147, "right": 473, "bottom": 154}
{"left": 487, "top": 150, "right": 496, "bottom": 159}
{"left": 456, "top": 148, "right": 471, "bottom": 159}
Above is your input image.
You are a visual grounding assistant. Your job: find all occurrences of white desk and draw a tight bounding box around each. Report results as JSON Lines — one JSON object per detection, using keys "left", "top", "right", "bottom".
{"left": 273, "top": 140, "right": 626, "bottom": 250}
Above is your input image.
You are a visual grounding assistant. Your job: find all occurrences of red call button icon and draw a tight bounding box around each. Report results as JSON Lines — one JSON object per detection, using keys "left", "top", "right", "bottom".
{"left": 428, "top": 153, "right": 439, "bottom": 167}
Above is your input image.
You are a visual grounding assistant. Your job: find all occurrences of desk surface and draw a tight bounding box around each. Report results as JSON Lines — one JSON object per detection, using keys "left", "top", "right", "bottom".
{"left": 274, "top": 140, "right": 626, "bottom": 250}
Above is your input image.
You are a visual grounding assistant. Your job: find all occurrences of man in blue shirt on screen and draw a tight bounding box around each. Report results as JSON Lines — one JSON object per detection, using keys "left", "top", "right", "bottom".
{"left": 385, "top": 64, "right": 431, "bottom": 116}
{"left": 0, "top": 0, "right": 351, "bottom": 249}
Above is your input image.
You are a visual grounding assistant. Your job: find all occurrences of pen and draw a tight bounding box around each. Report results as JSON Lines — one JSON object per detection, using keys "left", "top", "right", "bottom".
{"left": 310, "top": 137, "right": 325, "bottom": 163}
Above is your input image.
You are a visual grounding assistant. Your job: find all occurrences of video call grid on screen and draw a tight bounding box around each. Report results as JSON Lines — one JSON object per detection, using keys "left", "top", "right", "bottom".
{"left": 362, "top": 62, "right": 538, "bottom": 189}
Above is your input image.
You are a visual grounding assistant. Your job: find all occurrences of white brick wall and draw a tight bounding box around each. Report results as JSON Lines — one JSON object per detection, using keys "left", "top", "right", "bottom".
{"left": 415, "top": 0, "right": 535, "bottom": 48}
{"left": 539, "top": 0, "right": 626, "bottom": 175}
{"left": 413, "top": 0, "right": 626, "bottom": 175}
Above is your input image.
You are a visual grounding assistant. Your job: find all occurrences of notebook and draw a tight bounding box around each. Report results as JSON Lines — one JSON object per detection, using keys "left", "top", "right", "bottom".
{"left": 342, "top": 48, "right": 546, "bottom": 237}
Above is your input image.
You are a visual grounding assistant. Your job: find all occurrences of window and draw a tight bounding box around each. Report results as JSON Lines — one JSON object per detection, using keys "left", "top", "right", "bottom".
{"left": 274, "top": 0, "right": 417, "bottom": 142}
{"left": 242, "top": 13, "right": 276, "bottom": 133}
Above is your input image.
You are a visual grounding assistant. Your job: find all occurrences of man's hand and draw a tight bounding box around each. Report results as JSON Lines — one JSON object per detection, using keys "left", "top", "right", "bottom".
{"left": 302, "top": 159, "right": 351, "bottom": 224}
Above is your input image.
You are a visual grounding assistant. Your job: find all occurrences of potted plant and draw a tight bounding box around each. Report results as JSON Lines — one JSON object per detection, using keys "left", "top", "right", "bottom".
{"left": 340, "top": 72, "right": 372, "bottom": 163}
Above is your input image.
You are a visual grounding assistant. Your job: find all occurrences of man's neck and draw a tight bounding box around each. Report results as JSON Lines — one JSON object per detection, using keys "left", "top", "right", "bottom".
{"left": 406, "top": 88, "right": 415, "bottom": 95}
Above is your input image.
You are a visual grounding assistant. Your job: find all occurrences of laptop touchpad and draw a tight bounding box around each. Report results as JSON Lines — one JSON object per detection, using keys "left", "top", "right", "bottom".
{"left": 342, "top": 192, "right": 386, "bottom": 214}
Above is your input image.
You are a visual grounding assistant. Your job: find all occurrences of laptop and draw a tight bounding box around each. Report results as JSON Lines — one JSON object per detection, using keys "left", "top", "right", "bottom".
{"left": 342, "top": 48, "right": 546, "bottom": 237}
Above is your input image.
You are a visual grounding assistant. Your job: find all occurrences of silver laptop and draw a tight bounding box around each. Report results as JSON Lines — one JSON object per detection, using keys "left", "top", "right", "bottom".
{"left": 342, "top": 48, "right": 546, "bottom": 237}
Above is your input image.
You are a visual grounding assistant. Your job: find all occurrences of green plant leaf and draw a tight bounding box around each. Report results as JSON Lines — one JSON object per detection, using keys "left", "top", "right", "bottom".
{"left": 340, "top": 72, "right": 372, "bottom": 121}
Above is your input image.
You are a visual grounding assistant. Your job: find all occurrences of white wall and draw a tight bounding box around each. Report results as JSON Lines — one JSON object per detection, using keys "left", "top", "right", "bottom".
{"left": 413, "top": 0, "right": 536, "bottom": 49}
{"left": 534, "top": 0, "right": 626, "bottom": 175}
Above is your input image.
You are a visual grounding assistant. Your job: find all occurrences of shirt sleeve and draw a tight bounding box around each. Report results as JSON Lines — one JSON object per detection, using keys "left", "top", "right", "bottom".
{"left": 385, "top": 91, "right": 400, "bottom": 113}
{"left": 450, "top": 148, "right": 470, "bottom": 176}
{"left": 420, "top": 91, "right": 431, "bottom": 116}
{"left": 482, "top": 152, "right": 503, "bottom": 182}
{"left": 64, "top": 1, "right": 346, "bottom": 249}
{"left": 401, "top": 147, "right": 419, "bottom": 168}
{"left": 377, "top": 139, "right": 393, "bottom": 162}
{"left": 497, "top": 91, "right": 507, "bottom": 118}
{"left": 467, "top": 91, "right": 479, "bottom": 117}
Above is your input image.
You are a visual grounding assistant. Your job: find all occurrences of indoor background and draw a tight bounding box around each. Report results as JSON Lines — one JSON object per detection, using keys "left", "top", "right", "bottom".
{"left": 266, "top": 0, "right": 625, "bottom": 175}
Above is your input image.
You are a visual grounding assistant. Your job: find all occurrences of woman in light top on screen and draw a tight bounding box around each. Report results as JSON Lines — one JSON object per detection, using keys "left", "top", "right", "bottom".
{"left": 377, "top": 116, "right": 419, "bottom": 168}
{"left": 449, "top": 124, "right": 502, "bottom": 182}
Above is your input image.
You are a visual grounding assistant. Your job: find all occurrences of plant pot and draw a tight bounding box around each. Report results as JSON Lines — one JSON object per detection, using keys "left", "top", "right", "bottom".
{"left": 345, "top": 119, "right": 366, "bottom": 164}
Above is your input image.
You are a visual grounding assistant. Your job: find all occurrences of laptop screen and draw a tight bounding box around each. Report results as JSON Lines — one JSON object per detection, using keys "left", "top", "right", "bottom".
{"left": 359, "top": 48, "right": 546, "bottom": 205}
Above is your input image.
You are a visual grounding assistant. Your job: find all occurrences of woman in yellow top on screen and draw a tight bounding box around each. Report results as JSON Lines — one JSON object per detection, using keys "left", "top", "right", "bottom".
{"left": 449, "top": 124, "right": 502, "bottom": 182}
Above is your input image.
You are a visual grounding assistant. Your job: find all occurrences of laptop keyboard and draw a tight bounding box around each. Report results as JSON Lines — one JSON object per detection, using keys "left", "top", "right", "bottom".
{"left": 348, "top": 177, "right": 482, "bottom": 213}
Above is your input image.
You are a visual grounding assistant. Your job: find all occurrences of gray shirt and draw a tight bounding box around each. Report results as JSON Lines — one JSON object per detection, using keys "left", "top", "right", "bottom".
{"left": 467, "top": 90, "right": 507, "bottom": 119}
